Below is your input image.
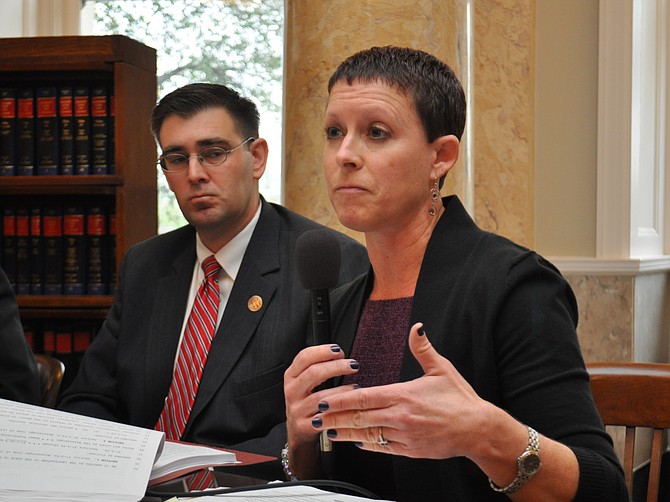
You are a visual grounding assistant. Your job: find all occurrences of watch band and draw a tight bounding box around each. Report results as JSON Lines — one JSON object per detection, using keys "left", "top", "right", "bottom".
{"left": 489, "top": 425, "right": 541, "bottom": 494}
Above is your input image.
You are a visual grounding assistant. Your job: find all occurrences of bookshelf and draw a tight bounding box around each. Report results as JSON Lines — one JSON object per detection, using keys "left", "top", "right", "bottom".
{"left": 0, "top": 35, "right": 158, "bottom": 389}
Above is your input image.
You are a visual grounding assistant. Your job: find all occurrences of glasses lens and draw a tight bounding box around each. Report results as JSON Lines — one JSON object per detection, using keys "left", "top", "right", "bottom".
{"left": 161, "top": 153, "right": 188, "bottom": 172}
{"left": 199, "top": 146, "right": 228, "bottom": 167}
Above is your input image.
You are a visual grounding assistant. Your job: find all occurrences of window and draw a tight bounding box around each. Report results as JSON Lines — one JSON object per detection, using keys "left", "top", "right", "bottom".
{"left": 81, "top": 0, "right": 284, "bottom": 232}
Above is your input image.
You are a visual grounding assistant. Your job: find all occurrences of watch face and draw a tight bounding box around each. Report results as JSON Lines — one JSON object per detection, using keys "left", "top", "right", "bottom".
{"left": 520, "top": 452, "right": 541, "bottom": 474}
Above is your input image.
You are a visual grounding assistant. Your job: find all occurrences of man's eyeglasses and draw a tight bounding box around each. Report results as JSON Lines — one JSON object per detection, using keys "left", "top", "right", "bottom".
{"left": 158, "top": 137, "right": 256, "bottom": 173}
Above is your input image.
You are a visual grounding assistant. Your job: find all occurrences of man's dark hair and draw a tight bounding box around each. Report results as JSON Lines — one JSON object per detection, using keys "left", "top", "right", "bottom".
{"left": 328, "top": 46, "right": 466, "bottom": 142}
{"left": 151, "top": 83, "right": 260, "bottom": 143}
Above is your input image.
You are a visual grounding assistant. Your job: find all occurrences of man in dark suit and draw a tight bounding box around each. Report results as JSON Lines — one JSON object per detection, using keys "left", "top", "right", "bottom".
{"left": 58, "top": 84, "right": 369, "bottom": 478}
{"left": 0, "top": 266, "right": 40, "bottom": 405}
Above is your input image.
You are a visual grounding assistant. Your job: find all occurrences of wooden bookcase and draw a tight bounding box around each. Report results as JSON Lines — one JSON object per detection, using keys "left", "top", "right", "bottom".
{"left": 0, "top": 35, "right": 157, "bottom": 385}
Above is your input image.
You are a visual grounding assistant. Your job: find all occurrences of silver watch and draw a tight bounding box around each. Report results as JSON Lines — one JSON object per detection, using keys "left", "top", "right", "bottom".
{"left": 489, "top": 426, "right": 541, "bottom": 494}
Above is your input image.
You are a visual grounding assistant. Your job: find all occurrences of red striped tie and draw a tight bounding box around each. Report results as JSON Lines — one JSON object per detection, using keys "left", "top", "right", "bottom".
{"left": 156, "top": 255, "right": 222, "bottom": 440}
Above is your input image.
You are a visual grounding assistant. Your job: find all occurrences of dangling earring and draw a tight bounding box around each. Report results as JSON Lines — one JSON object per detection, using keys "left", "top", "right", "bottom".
{"left": 429, "top": 179, "right": 440, "bottom": 216}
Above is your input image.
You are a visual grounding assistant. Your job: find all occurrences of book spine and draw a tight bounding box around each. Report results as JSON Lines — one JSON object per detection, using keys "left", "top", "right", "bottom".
{"left": 56, "top": 323, "right": 74, "bottom": 390}
{"left": 108, "top": 90, "right": 115, "bottom": 174}
{"left": 14, "top": 206, "right": 30, "bottom": 295}
{"left": 108, "top": 209, "right": 117, "bottom": 295}
{"left": 85, "top": 206, "right": 108, "bottom": 295}
{"left": 0, "top": 88, "right": 17, "bottom": 176}
{"left": 72, "top": 321, "right": 93, "bottom": 371}
{"left": 58, "top": 87, "right": 74, "bottom": 176}
{"left": 90, "top": 87, "right": 108, "bottom": 175}
{"left": 73, "top": 87, "right": 90, "bottom": 175}
{"left": 36, "top": 87, "right": 59, "bottom": 176}
{"left": 22, "top": 322, "right": 36, "bottom": 352}
{"left": 63, "top": 205, "right": 85, "bottom": 295}
{"left": 29, "top": 206, "right": 43, "bottom": 294}
{"left": 2, "top": 207, "right": 17, "bottom": 289}
{"left": 43, "top": 206, "right": 63, "bottom": 295}
{"left": 17, "top": 88, "right": 35, "bottom": 176}
{"left": 42, "top": 323, "right": 56, "bottom": 356}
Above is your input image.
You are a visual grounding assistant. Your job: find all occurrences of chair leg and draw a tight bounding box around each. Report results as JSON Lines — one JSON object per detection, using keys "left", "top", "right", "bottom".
{"left": 624, "top": 427, "right": 635, "bottom": 500}
{"left": 646, "top": 429, "right": 664, "bottom": 502}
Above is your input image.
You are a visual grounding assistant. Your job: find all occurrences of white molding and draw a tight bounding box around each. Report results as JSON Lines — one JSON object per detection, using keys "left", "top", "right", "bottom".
{"left": 549, "top": 256, "right": 670, "bottom": 275}
{"left": 597, "top": 0, "right": 668, "bottom": 259}
{"left": 629, "top": 0, "right": 666, "bottom": 257}
{"left": 597, "top": 0, "right": 633, "bottom": 258}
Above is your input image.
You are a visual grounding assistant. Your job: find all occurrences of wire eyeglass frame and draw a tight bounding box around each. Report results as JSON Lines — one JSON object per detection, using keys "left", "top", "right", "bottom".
{"left": 158, "top": 137, "right": 256, "bottom": 173}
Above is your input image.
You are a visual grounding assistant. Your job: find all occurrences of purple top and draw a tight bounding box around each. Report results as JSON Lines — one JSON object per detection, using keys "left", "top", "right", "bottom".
{"left": 342, "top": 296, "right": 413, "bottom": 388}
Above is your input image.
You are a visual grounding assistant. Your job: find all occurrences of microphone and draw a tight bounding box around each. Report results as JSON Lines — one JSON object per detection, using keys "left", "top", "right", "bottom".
{"left": 295, "top": 228, "right": 341, "bottom": 348}
{"left": 295, "top": 228, "right": 341, "bottom": 477}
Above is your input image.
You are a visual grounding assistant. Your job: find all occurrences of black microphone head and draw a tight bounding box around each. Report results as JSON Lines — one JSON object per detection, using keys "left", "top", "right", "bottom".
{"left": 295, "top": 228, "right": 341, "bottom": 290}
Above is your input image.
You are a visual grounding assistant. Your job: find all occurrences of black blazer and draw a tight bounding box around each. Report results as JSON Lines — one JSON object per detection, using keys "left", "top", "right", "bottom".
{"left": 0, "top": 266, "right": 40, "bottom": 405}
{"left": 329, "top": 196, "right": 626, "bottom": 502}
{"left": 59, "top": 199, "right": 369, "bottom": 474}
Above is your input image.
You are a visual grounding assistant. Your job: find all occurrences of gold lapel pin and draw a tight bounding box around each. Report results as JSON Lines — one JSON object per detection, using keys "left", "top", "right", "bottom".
{"left": 247, "top": 295, "right": 263, "bottom": 312}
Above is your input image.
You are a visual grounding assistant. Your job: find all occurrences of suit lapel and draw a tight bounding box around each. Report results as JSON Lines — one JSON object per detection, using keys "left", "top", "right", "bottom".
{"left": 186, "top": 201, "right": 281, "bottom": 425}
{"left": 145, "top": 234, "right": 197, "bottom": 407}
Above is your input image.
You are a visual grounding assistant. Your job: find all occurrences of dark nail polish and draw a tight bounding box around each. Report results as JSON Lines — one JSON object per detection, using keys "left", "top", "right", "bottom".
{"left": 327, "top": 429, "right": 337, "bottom": 439}
{"left": 354, "top": 442, "right": 364, "bottom": 448}
{"left": 311, "top": 417, "right": 322, "bottom": 428}
{"left": 418, "top": 326, "right": 426, "bottom": 337}
{"left": 349, "top": 360, "right": 360, "bottom": 370}
{"left": 330, "top": 345, "right": 341, "bottom": 353}
{"left": 352, "top": 384, "right": 361, "bottom": 389}
{"left": 318, "top": 401, "right": 329, "bottom": 412}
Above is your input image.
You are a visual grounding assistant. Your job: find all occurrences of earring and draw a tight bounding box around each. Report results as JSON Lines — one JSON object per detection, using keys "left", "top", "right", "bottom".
{"left": 429, "top": 179, "right": 440, "bottom": 216}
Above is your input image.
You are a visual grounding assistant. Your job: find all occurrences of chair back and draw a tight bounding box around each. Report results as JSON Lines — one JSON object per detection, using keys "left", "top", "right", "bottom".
{"left": 34, "top": 354, "right": 65, "bottom": 408}
{"left": 587, "top": 362, "right": 670, "bottom": 502}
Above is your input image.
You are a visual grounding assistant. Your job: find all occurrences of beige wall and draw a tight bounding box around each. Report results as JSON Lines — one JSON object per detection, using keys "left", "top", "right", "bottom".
{"left": 535, "top": 0, "right": 599, "bottom": 257}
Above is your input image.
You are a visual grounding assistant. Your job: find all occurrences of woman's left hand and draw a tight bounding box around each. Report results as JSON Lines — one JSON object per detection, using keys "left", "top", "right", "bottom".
{"left": 311, "top": 322, "right": 496, "bottom": 460}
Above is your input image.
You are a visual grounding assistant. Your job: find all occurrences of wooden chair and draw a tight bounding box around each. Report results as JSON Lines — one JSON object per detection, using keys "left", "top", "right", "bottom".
{"left": 587, "top": 362, "right": 670, "bottom": 502}
{"left": 34, "top": 354, "right": 65, "bottom": 408}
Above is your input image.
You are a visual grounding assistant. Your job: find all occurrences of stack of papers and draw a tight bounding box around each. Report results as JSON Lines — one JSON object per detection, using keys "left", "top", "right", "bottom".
{"left": 0, "top": 399, "right": 236, "bottom": 501}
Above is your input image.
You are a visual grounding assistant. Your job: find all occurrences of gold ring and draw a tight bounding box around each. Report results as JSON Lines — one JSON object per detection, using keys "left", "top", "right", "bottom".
{"left": 378, "top": 426, "right": 389, "bottom": 446}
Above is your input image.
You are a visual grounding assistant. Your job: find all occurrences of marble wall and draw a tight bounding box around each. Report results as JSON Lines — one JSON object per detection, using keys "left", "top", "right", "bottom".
{"left": 564, "top": 271, "right": 670, "bottom": 364}
{"left": 565, "top": 274, "right": 634, "bottom": 362}
{"left": 472, "top": 0, "right": 534, "bottom": 249}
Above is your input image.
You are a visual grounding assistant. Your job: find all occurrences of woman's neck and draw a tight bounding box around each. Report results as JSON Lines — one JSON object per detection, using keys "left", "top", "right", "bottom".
{"left": 366, "top": 205, "right": 444, "bottom": 300}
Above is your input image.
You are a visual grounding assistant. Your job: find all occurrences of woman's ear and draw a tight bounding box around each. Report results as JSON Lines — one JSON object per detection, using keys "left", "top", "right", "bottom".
{"left": 432, "top": 135, "right": 460, "bottom": 181}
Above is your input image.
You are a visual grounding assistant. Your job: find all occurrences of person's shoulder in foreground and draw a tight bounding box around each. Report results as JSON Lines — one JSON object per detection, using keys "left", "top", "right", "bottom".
{"left": 0, "top": 266, "right": 41, "bottom": 405}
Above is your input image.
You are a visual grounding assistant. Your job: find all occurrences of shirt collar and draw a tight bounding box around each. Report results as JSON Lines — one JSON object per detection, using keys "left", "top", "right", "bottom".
{"left": 194, "top": 202, "right": 262, "bottom": 281}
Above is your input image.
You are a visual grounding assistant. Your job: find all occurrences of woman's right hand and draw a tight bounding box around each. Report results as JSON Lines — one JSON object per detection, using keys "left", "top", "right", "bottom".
{"left": 283, "top": 343, "right": 360, "bottom": 478}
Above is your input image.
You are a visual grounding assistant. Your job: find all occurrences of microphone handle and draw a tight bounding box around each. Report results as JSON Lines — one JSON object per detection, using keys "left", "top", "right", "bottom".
{"left": 310, "top": 289, "right": 331, "bottom": 346}
{"left": 311, "top": 289, "right": 335, "bottom": 391}
{"left": 310, "top": 289, "right": 335, "bottom": 476}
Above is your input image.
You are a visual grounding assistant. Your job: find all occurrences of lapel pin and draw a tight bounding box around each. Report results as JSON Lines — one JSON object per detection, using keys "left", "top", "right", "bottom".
{"left": 247, "top": 295, "right": 263, "bottom": 312}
